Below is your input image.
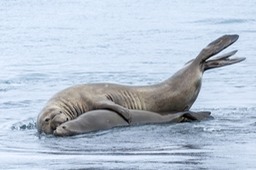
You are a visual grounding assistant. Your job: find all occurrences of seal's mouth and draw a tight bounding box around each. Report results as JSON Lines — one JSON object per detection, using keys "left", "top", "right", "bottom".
{"left": 53, "top": 127, "right": 65, "bottom": 137}
{"left": 50, "top": 121, "right": 58, "bottom": 131}
{"left": 36, "top": 122, "right": 42, "bottom": 134}
{"left": 53, "top": 129, "right": 59, "bottom": 136}
{"left": 49, "top": 115, "right": 71, "bottom": 135}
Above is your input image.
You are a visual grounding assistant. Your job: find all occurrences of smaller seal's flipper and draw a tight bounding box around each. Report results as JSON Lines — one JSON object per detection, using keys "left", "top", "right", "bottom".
{"left": 96, "top": 100, "right": 131, "bottom": 123}
{"left": 195, "top": 34, "right": 239, "bottom": 63}
{"left": 164, "top": 111, "right": 213, "bottom": 123}
{"left": 177, "top": 111, "right": 213, "bottom": 122}
{"left": 204, "top": 50, "right": 245, "bottom": 71}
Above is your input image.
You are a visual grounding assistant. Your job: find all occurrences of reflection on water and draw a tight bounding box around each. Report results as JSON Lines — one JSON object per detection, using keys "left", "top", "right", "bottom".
{"left": 0, "top": 0, "right": 256, "bottom": 169}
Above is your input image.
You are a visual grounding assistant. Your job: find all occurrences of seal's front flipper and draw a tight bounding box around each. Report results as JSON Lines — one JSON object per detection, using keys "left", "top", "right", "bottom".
{"left": 96, "top": 100, "right": 131, "bottom": 123}
{"left": 182, "top": 111, "right": 213, "bottom": 122}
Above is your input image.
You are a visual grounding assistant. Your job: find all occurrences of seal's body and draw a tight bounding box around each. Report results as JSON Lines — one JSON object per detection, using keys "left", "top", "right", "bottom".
{"left": 54, "top": 110, "right": 212, "bottom": 136}
{"left": 37, "top": 34, "right": 245, "bottom": 134}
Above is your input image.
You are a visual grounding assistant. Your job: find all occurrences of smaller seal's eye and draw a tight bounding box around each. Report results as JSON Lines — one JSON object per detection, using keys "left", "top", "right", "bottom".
{"left": 62, "top": 126, "right": 66, "bottom": 129}
{"left": 59, "top": 111, "right": 62, "bottom": 114}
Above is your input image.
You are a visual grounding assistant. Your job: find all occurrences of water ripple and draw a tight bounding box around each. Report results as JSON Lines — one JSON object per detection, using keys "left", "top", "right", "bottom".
{"left": 193, "top": 18, "right": 255, "bottom": 25}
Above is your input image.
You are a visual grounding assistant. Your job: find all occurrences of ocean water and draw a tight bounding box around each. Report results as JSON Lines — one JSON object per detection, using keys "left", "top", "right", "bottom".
{"left": 0, "top": 0, "right": 256, "bottom": 169}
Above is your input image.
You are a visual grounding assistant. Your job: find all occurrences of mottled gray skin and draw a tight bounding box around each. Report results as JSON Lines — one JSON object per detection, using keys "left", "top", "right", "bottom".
{"left": 54, "top": 110, "right": 212, "bottom": 136}
{"left": 37, "top": 34, "right": 245, "bottom": 134}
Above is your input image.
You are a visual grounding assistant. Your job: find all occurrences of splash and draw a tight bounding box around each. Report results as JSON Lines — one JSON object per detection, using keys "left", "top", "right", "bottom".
{"left": 11, "top": 118, "right": 36, "bottom": 131}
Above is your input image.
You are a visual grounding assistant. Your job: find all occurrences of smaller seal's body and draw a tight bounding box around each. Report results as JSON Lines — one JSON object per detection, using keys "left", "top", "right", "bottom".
{"left": 54, "top": 109, "right": 212, "bottom": 136}
{"left": 37, "top": 34, "right": 245, "bottom": 134}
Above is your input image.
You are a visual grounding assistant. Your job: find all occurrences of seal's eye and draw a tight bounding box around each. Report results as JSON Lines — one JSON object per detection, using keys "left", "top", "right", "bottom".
{"left": 62, "top": 126, "right": 66, "bottom": 129}
{"left": 59, "top": 111, "right": 62, "bottom": 113}
{"left": 44, "top": 118, "right": 50, "bottom": 122}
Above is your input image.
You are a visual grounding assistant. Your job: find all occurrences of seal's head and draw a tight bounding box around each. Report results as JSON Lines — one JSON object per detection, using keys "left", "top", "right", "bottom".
{"left": 53, "top": 124, "right": 73, "bottom": 137}
{"left": 36, "top": 106, "right": 70, "bottom": 134}
{"left": 53, "top": 119, "right": 85, "bottom": 137}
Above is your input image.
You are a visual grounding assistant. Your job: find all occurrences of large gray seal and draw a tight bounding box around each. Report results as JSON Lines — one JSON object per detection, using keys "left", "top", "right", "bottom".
{"left": 53, "top": 109, "right": 212, "bottom": 136}
{"left": 37, "top": 34, "right": 245, "bottom": 134}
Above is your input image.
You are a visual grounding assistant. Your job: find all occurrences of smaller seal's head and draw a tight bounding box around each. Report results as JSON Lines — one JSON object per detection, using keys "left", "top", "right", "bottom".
{"left": 53, "top": 121, "right": 82, "bottom": 137}
{"left": 53, "top": 124, "right": 71, "bottom": 137}
{"left": 36, "top": 106, "right": 69, "bottom": 134}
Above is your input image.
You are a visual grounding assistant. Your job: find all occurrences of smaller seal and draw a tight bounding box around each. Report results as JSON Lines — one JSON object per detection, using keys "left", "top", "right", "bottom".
{"left": 53, "top": 109, "right": 212, "bottom": 136}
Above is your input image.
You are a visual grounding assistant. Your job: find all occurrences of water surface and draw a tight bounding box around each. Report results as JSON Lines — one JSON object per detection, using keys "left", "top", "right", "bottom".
{"left": 0, "top": 0, "right": 256, "bottom": 169}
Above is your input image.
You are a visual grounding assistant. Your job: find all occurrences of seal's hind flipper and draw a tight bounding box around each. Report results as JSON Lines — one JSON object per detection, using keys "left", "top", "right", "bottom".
{"left": 204, "top": 55, "right": 245, "bottom": 71}
{"left": 181, "top": 111, "right": 213, "bottom": 122}
{"left": 195, "top": 34, "right": 239, "bottom": 63}
{"left": 211, "top": 50, "right": 238, "bottom": 60}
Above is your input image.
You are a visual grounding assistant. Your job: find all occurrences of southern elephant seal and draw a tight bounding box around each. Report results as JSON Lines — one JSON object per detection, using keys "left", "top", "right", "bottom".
{"left": 37, "top": 34, "right": 245, "bottom": 134}
{"left": 54, "top": 110, "right": 212, "bottom": 136}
